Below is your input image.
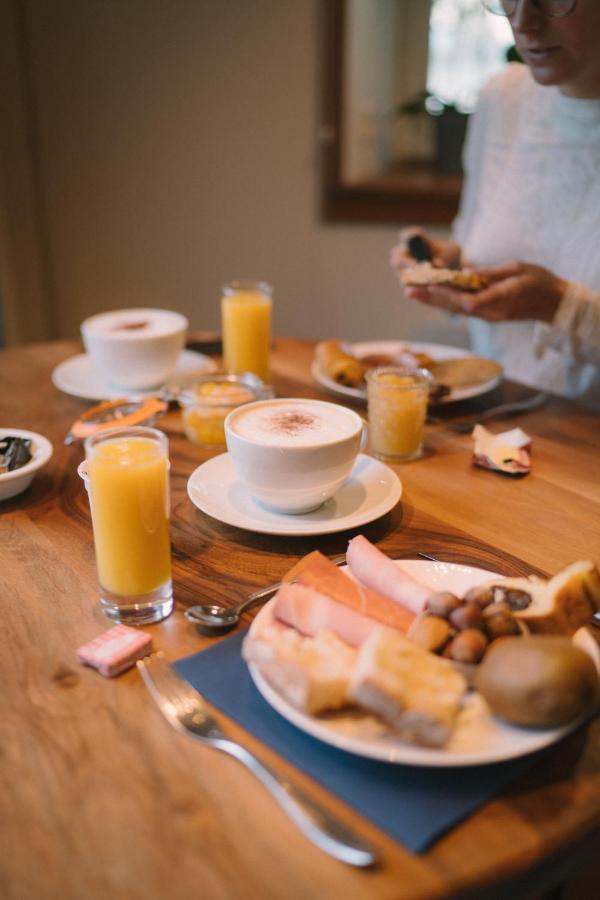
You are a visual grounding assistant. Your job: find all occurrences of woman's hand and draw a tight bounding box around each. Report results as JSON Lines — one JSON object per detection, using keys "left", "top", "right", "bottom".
{"left": 404, "top": 261, "right": 567, "bottom": 324}
{"left": 389, "top": 227, "right": 462, "bottom": 271}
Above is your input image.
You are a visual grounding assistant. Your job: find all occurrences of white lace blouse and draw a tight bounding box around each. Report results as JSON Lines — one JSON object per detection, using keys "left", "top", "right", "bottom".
{"left": 453, "top": 64, "right": 600, "bottom": 409}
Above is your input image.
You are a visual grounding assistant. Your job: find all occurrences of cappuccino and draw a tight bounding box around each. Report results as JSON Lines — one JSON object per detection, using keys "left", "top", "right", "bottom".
{"left": 230, "top": 400, "right": 357, "bottom": 447}
{"left": 81, "top": 308, "right": 188, "bottom": 390}
{"left": 224, "top": 398, "right": 364, "bottom": 513}
{"left": 82, "top": 308, "right": 187, "bottom": 340}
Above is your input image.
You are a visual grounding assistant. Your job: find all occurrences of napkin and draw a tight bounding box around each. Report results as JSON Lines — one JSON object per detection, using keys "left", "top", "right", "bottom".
{"left": 175, "top": 630, "right": 546, "bottom": 853}
{"left": 472, "top": 425, "right": 531, "bottom": 476}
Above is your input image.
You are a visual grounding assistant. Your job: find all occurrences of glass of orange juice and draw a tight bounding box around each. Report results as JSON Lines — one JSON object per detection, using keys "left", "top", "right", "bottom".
{"left": 221, "top": 280, "right": 272, "bottom": 382}
{"left": 366, "top": 366, "right": 431, "bottom": 461}
{"left": 83, "top": 426, "right": 172, "bottom": 624}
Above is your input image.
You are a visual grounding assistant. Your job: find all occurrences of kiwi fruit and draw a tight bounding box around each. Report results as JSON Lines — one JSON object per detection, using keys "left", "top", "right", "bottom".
{"left": 475, "top": 636, "right": 598, "bottom": 728}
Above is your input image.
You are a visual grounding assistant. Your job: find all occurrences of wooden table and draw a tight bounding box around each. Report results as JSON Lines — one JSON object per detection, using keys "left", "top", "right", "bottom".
{"left": 1, "top": 338, "right": 599, "bottom": 900}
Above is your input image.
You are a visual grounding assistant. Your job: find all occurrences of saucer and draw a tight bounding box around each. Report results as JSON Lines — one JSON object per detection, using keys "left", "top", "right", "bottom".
{"left": 187, "top": 453, "right": 402, "bottom": 536}
{"left": 51, "top": 350, "right": 217, "bottom": 401}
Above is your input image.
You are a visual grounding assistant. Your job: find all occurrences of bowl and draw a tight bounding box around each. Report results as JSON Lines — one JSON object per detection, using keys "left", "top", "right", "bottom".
{"left": 0, "top": 428, "right": 53, "bottom": 501}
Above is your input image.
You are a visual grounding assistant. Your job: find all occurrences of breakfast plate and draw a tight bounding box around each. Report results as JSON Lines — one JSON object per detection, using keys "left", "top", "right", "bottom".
{"left": 311, "top": 341, "right": 502, "bottom": 404}
{"left": 187, "top": 453, "right": 402, "bottom": 536}
{"left": 247, "top": 560, "right": 579, "bottom": 767}
{"left": 51, "top": 350, "right": 217, "bottom": 401}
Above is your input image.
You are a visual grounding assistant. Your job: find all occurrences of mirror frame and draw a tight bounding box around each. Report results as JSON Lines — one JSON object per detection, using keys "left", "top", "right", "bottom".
{"left": 320, "top": 0, "right": 461, "bottom": 225}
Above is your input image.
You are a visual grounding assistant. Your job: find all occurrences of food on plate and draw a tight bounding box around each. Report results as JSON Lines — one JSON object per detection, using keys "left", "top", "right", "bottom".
{"left": 244, "top": 540, "right": 600, "bottom": 749}
{"left": 472, "top": 425, "right": 531, "bottom": 477}
{"left": 476, "top": 560, "right": 600, "bottom": 635}
{"left": 572, "top": 625, "right": 600, "bottom": 674}
{"left": 314, "top": 340, "right": 368, "bottom": 388}
{"left": 475, "top": 636, "right": 599, "bottom": 728}
{"left": 0, "top": 435, "right": 33, "bottom": 473}
{"left": 282, "top": 550, "right": 415, "bottom": 635}
{"left": 272, "top": 582, "right": 384, "bottom": 648}
{"left": 242, "top": 611, "right": 356, "bottom": 715}
{"left": 400, "top": 262, "right": 487, "bottom": 292}
{"left": 427, "top": 357, "right": 502, "bottom": 391}
{"left": 348, "top": 627, "right": 467, "bottom": 748}
{"left": 346, "top": 535, "right": 431, "bottom": 615}
{"left": 314, "top": 340, "right": 435, "bottom": 390}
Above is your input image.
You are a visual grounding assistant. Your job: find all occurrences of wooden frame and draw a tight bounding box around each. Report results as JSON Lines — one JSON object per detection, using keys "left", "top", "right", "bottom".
{"left": 319, "top": 0, "right": 462, "bottom": 225}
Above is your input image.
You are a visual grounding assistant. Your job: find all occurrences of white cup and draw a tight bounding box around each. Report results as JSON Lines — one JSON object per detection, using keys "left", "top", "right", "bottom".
{"left": 81, "top": 308, "right": 188, "bottom": 390}
{"left": 224, "top": 397, "right": 365, "bottom": 514}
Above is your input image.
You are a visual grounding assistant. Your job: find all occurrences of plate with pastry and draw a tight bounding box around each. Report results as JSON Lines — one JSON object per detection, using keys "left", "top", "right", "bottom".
{"left": 311, "top": 340, "right": 502, "bottom": 405}
{"left": 243, "top": 538, "right": 599, "bottom": 767}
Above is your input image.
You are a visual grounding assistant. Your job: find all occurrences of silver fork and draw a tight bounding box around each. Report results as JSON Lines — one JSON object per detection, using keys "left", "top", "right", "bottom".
{"left": 137, "top": 652, "right": 376, "bottom": 868}
{"left": 448, "top": 391, "right": 548, "bottom": 433}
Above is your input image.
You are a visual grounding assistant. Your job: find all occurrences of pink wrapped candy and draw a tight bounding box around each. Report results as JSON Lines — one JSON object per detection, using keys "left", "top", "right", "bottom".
{"left": 77, "top": 624, "right": 153, "bottom": 677}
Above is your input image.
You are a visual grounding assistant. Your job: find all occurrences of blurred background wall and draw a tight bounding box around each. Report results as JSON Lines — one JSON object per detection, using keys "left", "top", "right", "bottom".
{"left": 0, "top": 0, "right": 468, "bottom": 349}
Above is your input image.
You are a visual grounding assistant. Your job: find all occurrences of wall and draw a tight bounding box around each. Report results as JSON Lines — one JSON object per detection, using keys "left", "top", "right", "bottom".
{"left": 0, "top": 0, "right": 468, "bottom": 350}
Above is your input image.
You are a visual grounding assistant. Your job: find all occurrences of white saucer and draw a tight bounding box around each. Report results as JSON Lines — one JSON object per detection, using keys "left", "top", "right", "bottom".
{"left": 187, "top": 453, "right": 402, "bottom": 536}
{"left": 51, "top": 350, "right": 217, "bottom": 401}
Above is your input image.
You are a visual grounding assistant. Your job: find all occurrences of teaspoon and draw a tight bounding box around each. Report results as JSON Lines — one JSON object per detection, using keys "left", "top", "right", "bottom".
{"left": 185, "top": 554, "right": 347, "bottom": 635}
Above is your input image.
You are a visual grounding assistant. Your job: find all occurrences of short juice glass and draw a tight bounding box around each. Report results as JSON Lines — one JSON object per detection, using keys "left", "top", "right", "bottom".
{"left": 366, "top": 366, "right": 431, "bottom": 461}
{"left": 84, "top": 426, "right": 173, "bottom": 624}
{"left": 221, "top": 280, "right": 272, "bottom": 382}
{"left": 178, "top": 372, "right": 267, "bottom": 449}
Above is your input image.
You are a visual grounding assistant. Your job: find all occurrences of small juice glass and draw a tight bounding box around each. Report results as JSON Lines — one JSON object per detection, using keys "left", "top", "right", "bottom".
{"left": 221, "top": 280, "right": 272, "bottom": 381}
{"left": 83, "top": 425, "right": 172, "bottom": 624}
{"left": 366, "top": 366, "right": 431, "bottom": 461}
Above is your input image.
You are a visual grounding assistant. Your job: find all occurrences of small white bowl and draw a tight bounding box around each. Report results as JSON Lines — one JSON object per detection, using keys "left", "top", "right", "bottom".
{"left": 0, "top": 428, "right": 53, "bottom": 501}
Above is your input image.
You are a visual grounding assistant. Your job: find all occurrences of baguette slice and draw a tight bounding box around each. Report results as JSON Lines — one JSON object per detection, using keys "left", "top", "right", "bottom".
{"left": 480, "top": 561, "right": 600, "bottom": 635}
{"left": 348, "top": 626, "right": 467, "bottom": 748}
{"left": 284, "top": 550, "right": 415, "bottom": 634}
{"left": 400, "top": 262, "right": 486, "bottom": 292}
{"left": 242, "top": 613, "right": 356, "bottom": 715}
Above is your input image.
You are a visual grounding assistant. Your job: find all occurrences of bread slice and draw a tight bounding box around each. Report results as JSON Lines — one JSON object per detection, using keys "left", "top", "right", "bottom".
{"left": 480, "top": 561, "right": 600, "bottom": 635}
{"left": 400, "top": 262, "right": 486, "bottom": 292}
{"left": 348, "top": 626, "right": 467, "bottom": 748}
{"left": 242, "top": 617, "right": 356, "bottom": 715}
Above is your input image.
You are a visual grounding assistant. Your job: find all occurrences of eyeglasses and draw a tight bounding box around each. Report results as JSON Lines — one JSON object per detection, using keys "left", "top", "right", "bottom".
{"left": 482, "top": 0, "right": 577, "bottom": 18}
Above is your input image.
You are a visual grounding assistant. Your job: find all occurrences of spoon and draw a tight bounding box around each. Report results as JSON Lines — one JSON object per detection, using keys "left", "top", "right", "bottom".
{"left": 185, "top": 554, "right": 347, "bottom": 635}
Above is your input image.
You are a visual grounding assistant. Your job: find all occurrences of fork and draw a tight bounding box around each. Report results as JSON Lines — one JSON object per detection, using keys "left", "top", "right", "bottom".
{"left": 137, "top": 652, "right": 376, "bottom": 867}
{"left": 448, "top": 391, "right": 548, "bottom": 433}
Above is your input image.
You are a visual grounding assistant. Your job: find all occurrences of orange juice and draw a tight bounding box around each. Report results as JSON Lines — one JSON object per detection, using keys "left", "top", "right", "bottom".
{"left": 221, "top": 281, "right": 272, "bottom": 381}
{"left": 87, "top": 436, "right": 171, "bottom": 597}
{"left": 366, "top": 367, "right": 430, "bottom": 461}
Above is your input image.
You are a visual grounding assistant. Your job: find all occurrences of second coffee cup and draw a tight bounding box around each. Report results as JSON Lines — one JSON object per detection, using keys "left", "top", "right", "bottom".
{"left": 224, "top": 397, "right": 364, "bottom": 514}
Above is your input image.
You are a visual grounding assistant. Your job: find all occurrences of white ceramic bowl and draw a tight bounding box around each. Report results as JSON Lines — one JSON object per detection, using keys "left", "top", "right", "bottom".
{"left": 0, "top": 429, "right": 53, "bottom": 501}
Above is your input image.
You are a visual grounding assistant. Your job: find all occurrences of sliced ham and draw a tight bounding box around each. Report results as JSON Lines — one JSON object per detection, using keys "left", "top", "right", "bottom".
{"left": 346, "top": 535, "right": 431, "bottom": 615}
{"left": 283, "top": 550, "right": 415, "bottom": 633}
{"left": 272, "top": 582, "right": 382, "bottom": 647}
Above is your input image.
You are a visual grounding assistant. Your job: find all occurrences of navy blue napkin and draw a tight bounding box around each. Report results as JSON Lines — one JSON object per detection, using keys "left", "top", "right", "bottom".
{"left": 175, "top": 630, "right": 539, "bottom": 852}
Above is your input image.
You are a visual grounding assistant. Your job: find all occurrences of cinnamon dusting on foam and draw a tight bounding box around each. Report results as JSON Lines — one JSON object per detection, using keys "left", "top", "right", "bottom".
{"left": 265, "top": 411, "right": 318, "bottom": 436}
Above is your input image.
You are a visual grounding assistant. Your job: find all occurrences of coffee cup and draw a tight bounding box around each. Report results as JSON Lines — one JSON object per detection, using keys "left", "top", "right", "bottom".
{"left": 81, "top": 308, "right": 188, "bottom": 390}
{"left": 224, "top": 397, "right": 365, "bottom": 513}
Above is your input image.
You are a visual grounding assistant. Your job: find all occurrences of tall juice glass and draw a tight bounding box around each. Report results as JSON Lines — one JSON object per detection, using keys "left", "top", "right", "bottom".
{"left": 221, "top": 280, "right": 272, "bottom": 382}
{"left": 84, "top": 426, "right": 173, "bottom": 624}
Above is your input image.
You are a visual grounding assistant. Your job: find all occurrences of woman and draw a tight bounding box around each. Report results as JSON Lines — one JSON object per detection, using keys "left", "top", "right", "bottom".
{"left": 390, "top": 0, "right": 600, "bottom": 408}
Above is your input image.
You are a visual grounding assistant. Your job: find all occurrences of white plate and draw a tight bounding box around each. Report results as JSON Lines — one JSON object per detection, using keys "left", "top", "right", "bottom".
{"left": 51, "top": 350, "right": 217, "bottom": 401}
{"left": 312, "top": 341, "right": 502, "bottom": 404}
{"left": 0, "top": 428, "right": 53, "bottom": 501}
{"left": 187, "top": 453, "right": 402, "bottom": 536}
{"left": 247, "top": 560, "right": 578, "bottom": 767}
